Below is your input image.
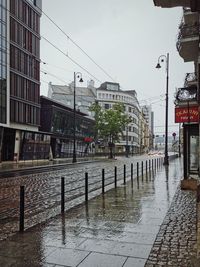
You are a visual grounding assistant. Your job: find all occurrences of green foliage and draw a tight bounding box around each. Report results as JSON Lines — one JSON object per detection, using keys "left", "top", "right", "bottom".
{"left": 89, "top": 102, "right": 131, "bottom": 143}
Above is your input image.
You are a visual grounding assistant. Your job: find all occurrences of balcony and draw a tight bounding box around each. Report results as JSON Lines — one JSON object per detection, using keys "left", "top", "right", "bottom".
{"left": 153, "top": 0, "right": 200, "bottom": 11}
{"left": 153, "top": 0, "right": 190, "bottom": 8}
{"left": 182, "top": 7, "right": 199, "bottom": 24}
{"left": 176, "top": 24, "right": 199, "bottom": 62}
{"left": 174, "top": 86, "right": 197, "bottom": 107}
{"left": 184, "top": 72, "right": 197, "bottom": 87}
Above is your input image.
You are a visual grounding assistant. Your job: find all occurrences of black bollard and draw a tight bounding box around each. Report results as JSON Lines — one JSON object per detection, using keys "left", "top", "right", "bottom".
{"left": 124, "top": 164, "right": 126, "bottom": 184}
{"left": 19, "top": 186, "right": 25, "bottom": 232}
{"left": 137, "top": 162, "right": 139, "bottom": 180}
{"left": 85, "top": 172, "right": 88, "bottom": 202}
{"left": 114, "top": 166, "right": 117, "bottom": 188}
{"left": 131, "top": 163, "right": 133, "bottom": 182}
{"left": 102, "top": 169, "right": 105, "bottom": 194}
{"left": 146, "top": 160, "right": 148, "bottom": 181}
{"left": 141, "top": 161, "right": 144, "bottom": 181}
{"left": 61, "top": 177, "right": 65, "bottom": 213}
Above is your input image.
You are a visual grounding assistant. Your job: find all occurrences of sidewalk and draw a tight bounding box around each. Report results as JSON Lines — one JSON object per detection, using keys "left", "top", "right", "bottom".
{"left": 0, "top": 157, "right": 101, "bottom": 174}
{"left": 0, "top": 158, "right": 197, "bottom": 267}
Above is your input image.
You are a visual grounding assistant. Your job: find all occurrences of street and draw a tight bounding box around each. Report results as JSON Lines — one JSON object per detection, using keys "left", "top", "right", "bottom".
{"left": 0, "top": 156, "right": 193, "bottom": 267}
{"left": 0, "top": 155, "right": 161, "bottom": 241}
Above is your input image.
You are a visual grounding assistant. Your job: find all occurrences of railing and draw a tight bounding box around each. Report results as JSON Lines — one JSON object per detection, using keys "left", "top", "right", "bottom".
{"left": 184, "top": 72, "right": 197, "bottom": 87}
{"left": 0, "top": 154, "right": 178, "bottom": 239}
{"left": 183, "top": 7, "right": 192, "bottom": 12}
{"left": 176, "top": 24, "right": 199, "bottom": 51}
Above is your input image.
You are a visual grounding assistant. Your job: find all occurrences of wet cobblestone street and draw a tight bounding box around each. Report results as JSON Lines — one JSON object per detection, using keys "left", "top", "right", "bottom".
{"left": 0, "top": 156, "right": 158, "bottom": 241}
{"left": 0, "top": 157, "right": 192, "bottom": 267}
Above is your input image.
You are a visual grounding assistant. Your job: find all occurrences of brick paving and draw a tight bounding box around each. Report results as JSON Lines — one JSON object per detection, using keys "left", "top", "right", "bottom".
{"left": 1, "top": 156, "right": 199, "bottom": 266}
{"left": 145, "top": 187, "right": 197, "bottom": 267}
{"left": 0, "top": 157, "right": 183, "bottom": 267}
{"left": 0, "top": 156, "right": 154, "bottom": 241}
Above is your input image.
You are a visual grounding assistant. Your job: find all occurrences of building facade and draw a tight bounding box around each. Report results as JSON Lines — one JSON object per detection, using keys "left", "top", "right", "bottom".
{"left": 141, "top": 105, "right": 154, "bottom": 150}
{"left": 48, "top": 80, "right": 151, "bottom": 156}
{"left": 97, "top": 82, "right": 148, "bottom": 155}
{"left": 153, "top": 0, "right": 200, "bottom": 179}
{"left": 48, "top": 80, "right": 96, "bottom": 118}
{"left": 40, "top": 96, "right": 95, "bottom": 158}
{"left": 0, "top": 0, "right": 42, "bottom": 162}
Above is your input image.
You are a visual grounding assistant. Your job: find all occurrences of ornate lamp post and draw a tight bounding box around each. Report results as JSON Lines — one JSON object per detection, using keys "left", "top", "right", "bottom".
{"left": 72, "top": 72, "right": 83, "bottom": 163}
{"left": 156, "top": 53, "right": 169, "bottom": 166}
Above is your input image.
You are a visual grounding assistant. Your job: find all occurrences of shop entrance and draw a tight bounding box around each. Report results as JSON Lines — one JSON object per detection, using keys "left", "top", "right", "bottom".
{"left": 183, "top": 124, "right": 199, "bottom": 178}
{"left": 1, "top": 128, "right": 15, "bottom": 161}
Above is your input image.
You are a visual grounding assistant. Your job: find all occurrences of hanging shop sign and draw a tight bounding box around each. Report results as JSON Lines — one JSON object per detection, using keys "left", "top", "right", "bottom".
{"left": 175, "top": 106, "right": 199, "bottom": 123}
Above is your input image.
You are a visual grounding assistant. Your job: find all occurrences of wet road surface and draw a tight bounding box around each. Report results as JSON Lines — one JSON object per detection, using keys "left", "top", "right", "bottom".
{"left": 0, "top": 155, "right": 159, "bottom": 240}
{"left": 0, "top": 158, "right": 184, "bottom": 266}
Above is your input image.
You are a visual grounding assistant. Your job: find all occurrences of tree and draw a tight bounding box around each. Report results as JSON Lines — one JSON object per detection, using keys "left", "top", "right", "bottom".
{"left": 89, "top": 102, "right": 131, "bottom": 158}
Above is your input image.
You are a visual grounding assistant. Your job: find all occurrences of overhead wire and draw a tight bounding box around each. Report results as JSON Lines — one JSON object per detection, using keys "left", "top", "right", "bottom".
{"left": 41, "top": 35, "right": 102, "bottom": 83}
{"left": 3, "top": 5, "right": 104, "bottom": 85}
{"left": 39, "top": 6, "right": 116, "bottom": 82}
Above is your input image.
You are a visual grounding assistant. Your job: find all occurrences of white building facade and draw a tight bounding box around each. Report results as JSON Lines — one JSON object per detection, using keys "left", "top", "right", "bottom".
{"left": 97, "top": 82, "right": 141, "bottom": 155}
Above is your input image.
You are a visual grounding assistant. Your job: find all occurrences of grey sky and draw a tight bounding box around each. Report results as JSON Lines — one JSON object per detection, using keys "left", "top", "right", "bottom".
{"left": 40, "top": 0, "right": 193, "bottom": 136}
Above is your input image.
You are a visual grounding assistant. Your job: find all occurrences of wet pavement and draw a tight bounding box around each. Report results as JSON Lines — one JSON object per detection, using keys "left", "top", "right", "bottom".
{"left": 145, "top": 187, "right": 197, "bottom": 267}
{"left": 0, "top": 157, "right": 190, "bottom": 267}
{"left": 0, "top": 155, "right": 158, "bottom": 240}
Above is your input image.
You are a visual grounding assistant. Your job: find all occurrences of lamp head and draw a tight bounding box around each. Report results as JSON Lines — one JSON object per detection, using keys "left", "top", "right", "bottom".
{"left": 156, "top": 63, "right": 161, "bottom": 69}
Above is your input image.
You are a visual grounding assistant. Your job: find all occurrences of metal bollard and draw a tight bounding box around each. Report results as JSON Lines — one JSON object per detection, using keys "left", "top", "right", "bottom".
{"left": 19, "top": 186, "right": 25, "bottom": 232}
{"left": 137, "top": 162, "right": 139, "bottom": 180}
{"left": 61, "top": 177, "right": 65, "bottom": 213}
{"left": 149, "top": 160, "right": 151, "bottom": 181}
{"left": 141, "top": 161, "right": 144, "bottom": 181}
{"left": 102, "top": 169, "right": 105, "bottom": 194}
{"left": 85, "top": 172, "right": 88, "bottom": 202}
{"left": 124, "top": 164, "right": 126, "bottom": 184}
{"left": 131, "top": 163, "right": 133, "bottom": 182}
{"left": 114, "top": 166, "right": 117, "bottom": 188}
{"left": 146, "top": 160, "right": 148, "bottom": 180}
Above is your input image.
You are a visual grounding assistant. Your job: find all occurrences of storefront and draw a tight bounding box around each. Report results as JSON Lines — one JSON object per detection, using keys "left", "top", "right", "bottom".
{"left": 175, "top": 95, "right": 199, "bottom": 179}
{"left": 40, "top": 96, "right": 95, "bottom": 159}
{"left": 19, "top": 131, "right": 51, "bottom": 161}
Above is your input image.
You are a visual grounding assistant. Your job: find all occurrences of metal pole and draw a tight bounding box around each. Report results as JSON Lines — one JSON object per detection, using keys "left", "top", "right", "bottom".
{"left": 114, "top": 166, "right": 117, "bottom": 188}
{"left": 131, "top": 163, "right": 133, "bottom": 181}
{"left": 72, "top": 72, "right": 77, "bottom": 163}
{"left": 19, "top": 186, "right": 25, "bottom": 232}
{"left": 164, "top": 53, "right": 169, "bottom": 165}
{"left": 146, "top": 160, "right": 148, "bottom": 180}
{"left": 126, "top": 126, "right": 129, "bottom": 157}
{"left": 141, "top": 161, "right": 144, "bottom": 181}
{"left": 85, "top": 172, "right": 88, "bottom": 202}
{"left": 102, "top": 169, "right": 105, "bottom": 194}
{"left": 124, "top": 164, "right": 126, "bottom": 184}
{"left": 61, "top": 177, "right": 65, "bottom": 213}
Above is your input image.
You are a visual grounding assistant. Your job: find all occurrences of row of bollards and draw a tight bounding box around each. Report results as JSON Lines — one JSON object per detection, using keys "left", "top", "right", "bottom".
{"left": 19, "top": 157, "right": 164, "bottom": 232}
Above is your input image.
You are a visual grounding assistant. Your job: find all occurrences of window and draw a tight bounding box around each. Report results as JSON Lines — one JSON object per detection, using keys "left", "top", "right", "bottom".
{"left": 104, "top": 103, "right": 110, "bottom": 109}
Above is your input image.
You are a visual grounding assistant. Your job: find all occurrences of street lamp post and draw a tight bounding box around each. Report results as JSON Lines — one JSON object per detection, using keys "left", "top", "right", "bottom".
{"left": 72, "top": 72, "right": 83, "bottom": 163}
{"left": 126, "top": 125, "right": 129, "bottom": 157}
{"left": 156, "top": 53, "right": 169, "bottom": 166}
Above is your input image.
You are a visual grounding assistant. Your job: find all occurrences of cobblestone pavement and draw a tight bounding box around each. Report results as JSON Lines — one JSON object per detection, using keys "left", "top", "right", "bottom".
{"left": 0, "top": 158, "right": 183, "bottom": 266}
{"left": 145, "top": 186, "right": 197, "bottom": 267}
{"left": 0, "top": 155, "right": 158, "bottom": 240}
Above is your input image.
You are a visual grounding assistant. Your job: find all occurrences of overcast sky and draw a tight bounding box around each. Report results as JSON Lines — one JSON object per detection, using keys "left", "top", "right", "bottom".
{"left": 40, "top": 0, "right": 194, "bottom": 137}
